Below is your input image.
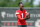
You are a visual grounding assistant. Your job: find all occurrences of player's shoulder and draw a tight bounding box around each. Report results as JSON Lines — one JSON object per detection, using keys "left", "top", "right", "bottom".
{"left": 23, "top": 9, "right": 27, "bottom": 12}
{"left": 16, "top": 10, "right": 19, "bottom": 12}
{"left": 24, "top": 9, "right": 27, "bottom": 13}
{"left": 24, "top": 9, "right": 26, "bottom": 11}
{"left": 16, "top": 10, "right": 19, "bottom": 14}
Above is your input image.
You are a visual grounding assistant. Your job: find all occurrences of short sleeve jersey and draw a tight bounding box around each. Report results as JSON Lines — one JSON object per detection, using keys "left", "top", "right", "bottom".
{"left": 16, "top": 9, "right": 27, "bottom": 25}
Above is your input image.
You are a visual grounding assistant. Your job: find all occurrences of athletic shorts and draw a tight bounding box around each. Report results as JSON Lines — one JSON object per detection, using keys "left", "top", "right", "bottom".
{"left": 18, "top": 25, "right": 27, "bottom": 27}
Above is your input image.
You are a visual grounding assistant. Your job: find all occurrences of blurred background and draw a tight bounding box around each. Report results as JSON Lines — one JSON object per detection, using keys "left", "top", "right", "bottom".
{"left": 0, "top": 0, "right": 40, "bottom": 7}
{"left": 0, "top": 0, "right": 40, "bottom": 27}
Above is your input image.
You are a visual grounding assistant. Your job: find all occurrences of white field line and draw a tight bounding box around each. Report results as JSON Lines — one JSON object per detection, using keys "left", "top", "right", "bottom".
{"left": 1, "top": 26, "right": 34, "bottom": 27}
{"left": 1, "top": 21, "right": 34, "bottom": 22}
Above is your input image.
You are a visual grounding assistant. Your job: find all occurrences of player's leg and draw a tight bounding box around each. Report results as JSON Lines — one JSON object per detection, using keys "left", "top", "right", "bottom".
{"left": 18, "top": 25, "right": 27, "bottom": 27}
{"left": 22, "top": 25, "right": 27, "bottom": 27}
{"left": 18, "top": 25, "right": 22, "bottom": 27}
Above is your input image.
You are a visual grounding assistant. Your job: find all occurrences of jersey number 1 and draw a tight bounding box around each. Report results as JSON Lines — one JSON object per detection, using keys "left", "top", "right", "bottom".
{"left": 21, "top": 13, "right": 23, "bottom": 18}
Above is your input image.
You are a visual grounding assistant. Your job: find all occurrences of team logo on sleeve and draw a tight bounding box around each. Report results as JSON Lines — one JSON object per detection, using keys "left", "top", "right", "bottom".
{"left": 25, "top": 11, "right": 27, "bottom": 13}
{"left": 16, "top": 12, "right": 19, "bottom": 14}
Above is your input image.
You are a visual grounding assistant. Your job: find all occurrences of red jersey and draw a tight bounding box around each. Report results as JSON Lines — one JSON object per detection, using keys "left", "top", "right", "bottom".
{"left": 16, "top": 9, "right": 27, "bottom": 25}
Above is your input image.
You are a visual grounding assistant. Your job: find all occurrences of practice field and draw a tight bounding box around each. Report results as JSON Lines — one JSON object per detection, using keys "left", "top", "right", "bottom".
{"left": 0, "top": 7, "right": 40, "bottom": 27}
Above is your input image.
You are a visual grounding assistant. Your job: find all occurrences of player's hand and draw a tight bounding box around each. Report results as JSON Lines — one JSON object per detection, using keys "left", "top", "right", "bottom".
{"left": 27, "top": 13, "right": 30, "bottom": 18}
{"left": 24, "top": 13, "right": 30, "bottom": 20}
{"left": 26, "top": 13, "right": 29, "bottom": 17}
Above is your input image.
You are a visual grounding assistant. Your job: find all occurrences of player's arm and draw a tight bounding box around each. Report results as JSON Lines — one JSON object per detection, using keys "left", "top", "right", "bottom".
{"left": 16, "top": 11, "right": 24, "bottom": 20}
{"left": 24, "top": 10, "right": 30, "bottom": 20}
{"left": 24, "top": 13, "right": 30, "bottom": 20}
{"left": 16, "top": 14, "right": 24, "bottom": 20}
